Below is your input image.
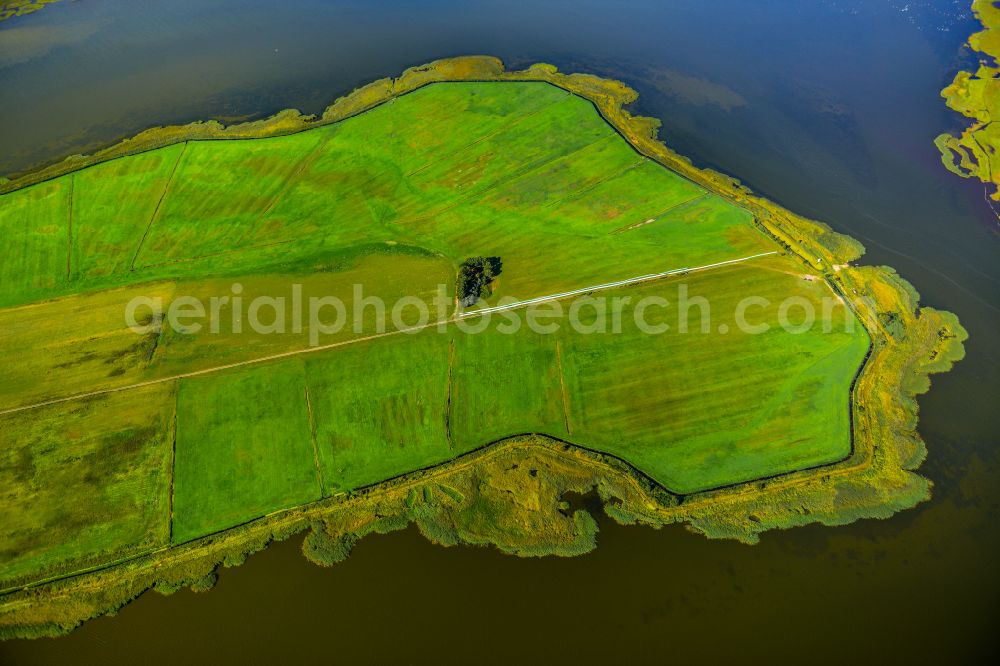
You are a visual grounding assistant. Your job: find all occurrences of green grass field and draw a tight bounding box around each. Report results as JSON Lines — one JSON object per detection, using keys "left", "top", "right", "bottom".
{"left": 0, "top": 81, "right": 868, "bottom": 584}
{"left": 173, "top": 363, "right": 321, "bottom": 542}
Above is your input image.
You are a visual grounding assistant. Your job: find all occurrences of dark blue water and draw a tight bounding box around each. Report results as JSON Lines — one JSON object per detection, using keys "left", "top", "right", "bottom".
{"left": 1, "top": 1, "right": 997, "bottom": 663}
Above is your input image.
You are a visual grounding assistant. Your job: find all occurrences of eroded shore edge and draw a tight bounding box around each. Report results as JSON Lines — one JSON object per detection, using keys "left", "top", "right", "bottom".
{"left": 0, "top": 56, "right": 967, "bottom": 639}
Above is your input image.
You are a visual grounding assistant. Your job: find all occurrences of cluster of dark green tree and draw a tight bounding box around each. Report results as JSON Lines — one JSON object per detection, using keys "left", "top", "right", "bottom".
{"left": 456, "top": 256, "right": 503, "bottom": 307}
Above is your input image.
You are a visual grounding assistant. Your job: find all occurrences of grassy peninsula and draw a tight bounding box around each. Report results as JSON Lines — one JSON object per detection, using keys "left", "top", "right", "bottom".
{"left": 0, "top": 56, "right": 965, "bottom": 638}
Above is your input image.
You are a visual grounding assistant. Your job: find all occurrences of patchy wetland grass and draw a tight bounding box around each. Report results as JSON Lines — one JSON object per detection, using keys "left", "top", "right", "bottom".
{"left": 0, "top": 57, "right": 966, "bottom": 637}
{"left": 0, "top": 384, "right": 174, "bottom": 584}
{"left": 936, "top": 0, "right": 1000, "bottom": 212}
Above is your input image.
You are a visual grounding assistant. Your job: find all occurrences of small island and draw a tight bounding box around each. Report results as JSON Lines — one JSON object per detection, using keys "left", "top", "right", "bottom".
{"left": 0, "top": 56, "right": 965, "bottom": 638}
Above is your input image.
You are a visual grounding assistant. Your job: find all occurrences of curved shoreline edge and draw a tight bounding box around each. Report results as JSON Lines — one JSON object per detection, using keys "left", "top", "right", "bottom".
{"left": 0, "top": 56, "right": 967, "bottom": 638}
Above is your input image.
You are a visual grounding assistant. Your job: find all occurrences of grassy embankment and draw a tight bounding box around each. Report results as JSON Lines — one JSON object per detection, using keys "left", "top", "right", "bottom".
{"left": 0, "top": 56, "right": 965, "bottom": 638}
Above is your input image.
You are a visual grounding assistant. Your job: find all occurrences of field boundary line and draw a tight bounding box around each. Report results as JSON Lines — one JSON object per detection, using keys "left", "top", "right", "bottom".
{"left": 138, "top": 238, "right": 297, "bottom": 271}
{"left": 555, "top": 340, "right": 572, "bottom": 436}
{"left": 445, "top": 338, "right": 456, "bottom": 450}
{"left": 167, "top": 391, "right": 179, "bottom": 543}
{"left": 0, "top": 251, "right": 776, "bottom": 417}
{"left": 129, "top": 141, "right": 188, "bottom": 271}
{"left": 399, "top": 131, "right": 615, "bottom": 228}
{"left": 542, "top": 156, "right": 645, "bottom": 210}
{"left": 0, "top": 319, "right": 455, "bottom": 417}
{"left": 253, "top": 128, "right": 338, "bottom": 227}
{"left": 610, "top": 192, "right": 709, "bottom": 235}
{"left": 65, "top": 173, "right": 74, "bottom": 279}
{"left": 303, "top": 382, "right": 325, "bottom": 496}
{"left": 477, "top": 133, "right": 618, "bottom": 206}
